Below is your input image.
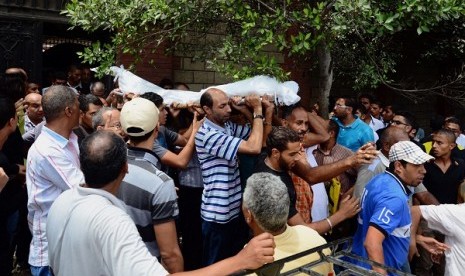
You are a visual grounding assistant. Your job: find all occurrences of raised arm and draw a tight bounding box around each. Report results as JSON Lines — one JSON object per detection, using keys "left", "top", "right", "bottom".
{"left": 159, "top": 113, "right": 204, "bottom": 169}
{"left": 301, "top": 113, "right": 329, "bottom": 147}
{"left": 292, "top": 143, "right": 377, "bottom": 185}
{"left": 237, "top": 95, "right": 264, "bottom": 155}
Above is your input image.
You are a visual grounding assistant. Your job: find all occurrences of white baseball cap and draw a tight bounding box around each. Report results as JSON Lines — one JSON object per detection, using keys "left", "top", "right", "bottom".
{"left": 120, "top": 98, "right": 159, "bottom": 137}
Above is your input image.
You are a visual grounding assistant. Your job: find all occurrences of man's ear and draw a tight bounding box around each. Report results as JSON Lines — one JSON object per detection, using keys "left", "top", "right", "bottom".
{"left": 281, "top": 119, "right": 288, "bottom": 127}
{"left": 203, "top": 106, "right": 212, "bottom": 116}
{"left": 96, "top": 125, "right": 103, "bottom": 131}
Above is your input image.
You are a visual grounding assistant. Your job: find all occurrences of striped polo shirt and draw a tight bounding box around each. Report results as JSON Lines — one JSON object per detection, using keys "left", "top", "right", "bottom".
{"left": 117, "top": 147, "right": 178, "bottom": 257}
{"left": 195, "top": 118, "right": 251, "bottom": 223}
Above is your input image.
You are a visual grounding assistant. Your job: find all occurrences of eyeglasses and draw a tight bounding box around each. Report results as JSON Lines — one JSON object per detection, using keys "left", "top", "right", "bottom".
{"left": 334, "top": 104, "right": 348, "bottom": 109}
{"left": 390, "top": 120, "right": 410, "bottom": 127}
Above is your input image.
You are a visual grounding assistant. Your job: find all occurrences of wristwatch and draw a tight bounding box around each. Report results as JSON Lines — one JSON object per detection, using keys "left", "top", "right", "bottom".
{"left": 253, "top": 113, "right": 264, "bottom": 120}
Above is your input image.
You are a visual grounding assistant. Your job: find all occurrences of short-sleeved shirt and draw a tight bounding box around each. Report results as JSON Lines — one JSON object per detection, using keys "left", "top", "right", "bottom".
{"left": 156, "top": 125, "right": 178, "bottom": 151}
{"left": 153, "top": 125, "right": 179, "bottom": 173}
{"left": 351, "top": 172, "right": 411, "bottom": 274}
{"left": 195, "top": 118, "right": 251, "bottom": 223}
{"left": 47, "top": 186, "right": 168, "bottom": 276}
{"left": 420, "top": 204, "right": 465, "bottom": 276}
{"left": 253, "top": 154, "right": 298, "bottom": 220}
{"left": 117, "top": 147, "right": 179, "bottom": 257}
{"left": 332, "top": 117, "right": 374, "bottom": 152}
{"left": 423, "top": 158, "right": 465, "bottom": 204}
{"left": 354, "top": 153, "right": 428, "bottom": 205}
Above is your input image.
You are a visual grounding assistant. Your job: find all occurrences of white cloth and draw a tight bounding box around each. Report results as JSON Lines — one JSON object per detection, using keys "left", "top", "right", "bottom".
{"left": 369, "top": 115, "right": 384, "bottom": 132}
{"left": 456, "top": 134, "right": 465, "bottom": 149}
{"left": 47, "top": 186, "right": 168, "bottom": 276}
{"left": 305, "top": 145, "right": 329, "bottom": 221}
{"left": 26, "top": 126, "right": 84, "bottom": 266}
{"left": 420, "top": 204, "right": 465, "bottom": 276}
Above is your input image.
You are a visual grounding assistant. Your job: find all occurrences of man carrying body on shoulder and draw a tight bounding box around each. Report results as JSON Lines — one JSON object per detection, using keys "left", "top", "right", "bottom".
{"left": 118, "top": 98, "right": 183, "bottom": 273}
{"left": 195, "top": 88, "right": 266, "bottom": 265}
{"left": 46, "top": 131, "right": 276, "bottom": 276}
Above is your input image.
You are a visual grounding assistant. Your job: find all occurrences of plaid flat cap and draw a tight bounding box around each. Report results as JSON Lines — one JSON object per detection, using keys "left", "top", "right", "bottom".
{"left": 389, "top": 141, "right": 434, "bottom": 165}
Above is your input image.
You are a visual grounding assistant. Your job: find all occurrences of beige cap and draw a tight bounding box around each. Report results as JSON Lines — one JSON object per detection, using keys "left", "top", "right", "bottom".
{"left": 389, "top": 141, "right": 434, "bottom": 165}
{"left": 120, "top": 98, "right": 159, "bottom": 137}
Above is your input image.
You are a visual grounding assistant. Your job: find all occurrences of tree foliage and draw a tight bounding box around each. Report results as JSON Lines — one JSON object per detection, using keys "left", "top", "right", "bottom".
{"left": 65, "top": 0, "right": 465, "bottom": 93}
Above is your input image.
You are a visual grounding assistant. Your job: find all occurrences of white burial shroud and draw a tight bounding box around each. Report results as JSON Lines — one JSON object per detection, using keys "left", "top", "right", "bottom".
{"left": 110, "top": 66, "right": 300, "bottom": 106}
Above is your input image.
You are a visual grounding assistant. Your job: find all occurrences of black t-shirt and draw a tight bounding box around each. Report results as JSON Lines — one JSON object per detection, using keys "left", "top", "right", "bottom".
{"left": 423, "top": 158, "right": 465, "bottom": 204}
{"left": 252, "top": 154, "right": 298, "bottom": 219}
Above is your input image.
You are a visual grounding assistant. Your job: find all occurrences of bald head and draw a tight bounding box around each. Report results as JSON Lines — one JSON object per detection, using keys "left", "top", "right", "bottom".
{"left": 380, "top": 126, "right": 410, "bottom": 155}
{"left": 200, "top": 88, "right": 226, "bottom": 110}
{"left": 80, "top": 131, "right": 127, "bottom": 188}
{"left": 6, "top": 68, "right": 27, "bottom": 80}
{"left": 92, "top": 81, "right": 106, "bottom": 97}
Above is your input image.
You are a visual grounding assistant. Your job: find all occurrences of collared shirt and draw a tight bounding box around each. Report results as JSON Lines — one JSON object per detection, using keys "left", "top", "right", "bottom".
{"left": 47, "top": 185, "right": 168, "bottom": 276}
{"left": 26, "top": 126, "right": 84, "bottom": 266}
{"left": 117, "top": 147, "right": 178, "bottom": 257}
{"left": 332, "top": 117, "right": 374, "bottom": 151}
{"left": 354, "top": 153, "right": 427, "bottom": 202}
{"left": 290, "top": 173, "right": 313, "bottom": 223}
{"left": 351, "top": 172, "right": 412, "bottom": 274}
{"left": 195, "top": 118, "right": 250, "bottom": 223}
{"left": 423, "top": 158, "right": 465, "bottom": 204}
{"left": 24, "top": 115, "right": 43, "bottom": 133}
{"left": 314, "top": 143, "right": 356, "bottom": 194}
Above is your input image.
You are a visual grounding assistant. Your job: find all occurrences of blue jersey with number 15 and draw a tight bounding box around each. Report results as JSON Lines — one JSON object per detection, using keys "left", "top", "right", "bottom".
{"left": 351, "top": 171, "right": 411, "bottom": 274}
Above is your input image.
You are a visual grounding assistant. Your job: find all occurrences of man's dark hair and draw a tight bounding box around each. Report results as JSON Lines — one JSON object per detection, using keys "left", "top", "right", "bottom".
{"left": 266, "top": 126, "right": 301, "bottom": 156}
{"left": 0, "top": 97, "right": 15, "bottom": 128}
{"left": 358, "top": 94, "right": 374, "bottom": 103}
{"left": 79, "top": 94, "right": 103, "bottom": 112}
{"left": 0, "top": 72, "right": 26, "bottom": 102}
{"left": 127, "top": 129, "right": 155, "bottom": 144}
{"left": 54, "top": 71, "right": 67, "bottom": 81}
{"left": 281, "top": 103, "right": 306, "bottom": 120}
{"left": 42, "top": 85, "right": 77, "bottom": 122}
{"left": 396, "top": 110, "right": 418, "bottom": 130}
{"left": 159, "top": 78, "right": 173, "bottom": 89}
{"left": 328, "top": 119, "right": 340, "bottom": 138}
{"left": 200, "top": 89, "right": 214, "bottom": 109}
{"left": 444, "top": 116, "right": 461, "bottom": 127}
{"left": 341, "top": 97, "right": 357, "bottom": 115}
{"left": 68, "top": 64, "right": 82, "bottom": 74}
{"left": 140, "top": 92, "right": 164, "bottom": 108}
{"left": 434, "top": 128, "right": 456, "bottom": 144}
{"left": 388, "top": 159, "right": 408, "bottom": 172}
{"left": 80, "top": 131, "right": 127, "bottom": 188}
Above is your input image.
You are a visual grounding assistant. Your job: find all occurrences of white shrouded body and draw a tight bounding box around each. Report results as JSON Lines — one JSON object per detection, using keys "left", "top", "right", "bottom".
{"left": 110, "top": 66, "right": 300, "bottom": 106}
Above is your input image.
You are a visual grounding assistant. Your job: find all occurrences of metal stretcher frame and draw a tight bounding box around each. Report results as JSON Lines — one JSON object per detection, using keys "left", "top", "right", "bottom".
{"left": 234, "top": 238, "right": 414, "bottom": 276}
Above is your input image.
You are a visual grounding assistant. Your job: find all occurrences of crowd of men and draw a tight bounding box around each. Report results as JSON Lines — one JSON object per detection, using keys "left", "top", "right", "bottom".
{"left": 1, "top": 65, "right": 465, "bottom": 276}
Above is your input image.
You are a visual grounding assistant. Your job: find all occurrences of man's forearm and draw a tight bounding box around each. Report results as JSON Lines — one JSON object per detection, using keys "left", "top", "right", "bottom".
{"left": 292, "top": 156, "right": 352, "bottom": 184}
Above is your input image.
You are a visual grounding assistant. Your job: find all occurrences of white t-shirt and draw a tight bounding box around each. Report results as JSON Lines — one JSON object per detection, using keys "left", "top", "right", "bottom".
{"left": 47, "top": 186, "right": 168, "bottom": 276}
{"left": 420, "top": 204, "right": 465, "bottom": 276}
{"left": 305, "top": 145, "right": 329, "bottom": 221}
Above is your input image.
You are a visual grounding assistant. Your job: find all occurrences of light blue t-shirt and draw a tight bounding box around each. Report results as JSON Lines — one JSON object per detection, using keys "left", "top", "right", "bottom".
{"left": 351, "top": 171, "right": 411, "bottom": 274}
{"left": 333, "top": 117, "right": 374, "bottom": 151}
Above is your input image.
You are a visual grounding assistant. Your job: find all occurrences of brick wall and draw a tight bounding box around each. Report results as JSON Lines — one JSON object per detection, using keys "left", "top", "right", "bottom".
{"left": 118, "top": 40, "right": 315, "bottom": 106}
